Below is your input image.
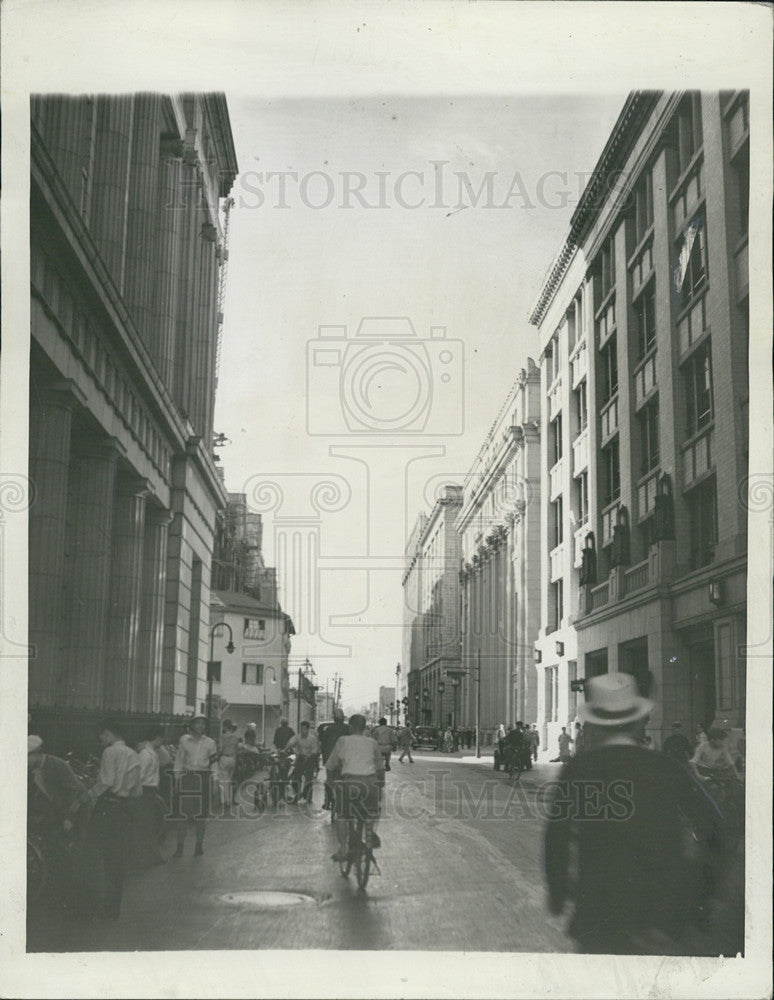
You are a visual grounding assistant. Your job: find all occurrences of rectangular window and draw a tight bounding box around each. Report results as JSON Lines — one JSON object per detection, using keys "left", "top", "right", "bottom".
{"left": 208, "top": 661, "right": 222, "bottom": 682}
{"left": 634, "top": 169, "right": 654, "bottom": 242}
{"left": 574, "top": 381, "right": 588, "bottom": 434}
{"left": 551, "top": 580, "right": 564, "bottom": 632}
{"left": 676, "top": 92, "right": 703, "bottom": 175}
{"left": 574, "top": 471, "right": 589, "bottom": 524}
{"left": 687, "top": 477, "right": 717, "bottom": 569}
{"left": 552, "top": 497, "right": 564, "bottom": 548}
{"left": 600, "top": 335, "right": 618, "bottom": 405}
{"left": 634, "top": 282, "right": 657, "bottom": 359}
{"left": 639, "top": 401, "right": 660, "bottom": 474}
{"left": 550, "top": 414, "right": 563, "bottom": 466}
{"left": 244, "top": 618, "right": 266, "bottom": 640}
{"left": 676, "top": 223, "right": 708, "bottom": 307}
{"left": 599, "top": 237, "right": 615, "bottom": 301}
{"left": 602, "top": 440, "right": 621, "bottom": 506}
{"left": 242, "top": 663, "right": 264, "bottom": 686}
{"left": 684, "top": 341, "right": 713, "bottom": 436}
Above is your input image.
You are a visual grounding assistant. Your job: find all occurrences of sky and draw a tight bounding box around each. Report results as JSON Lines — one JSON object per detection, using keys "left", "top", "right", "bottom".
{"left": 213, "top": 91, "right": 625, "bottom": 710}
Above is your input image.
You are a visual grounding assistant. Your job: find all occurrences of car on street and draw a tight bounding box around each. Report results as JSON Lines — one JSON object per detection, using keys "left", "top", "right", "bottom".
{"left": 412, "top": 726, "right": 440, "bottom": 750}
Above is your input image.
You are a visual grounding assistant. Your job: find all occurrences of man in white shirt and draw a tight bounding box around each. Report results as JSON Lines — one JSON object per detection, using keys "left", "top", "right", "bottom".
{"left": 90, "top": 718, "right": 142, "bottom": 918}
{"left": 326, "top": 715, "right": 385, "bottom": 862}
{"left": 135, "top": 727, "right": 167, "bottom": 867}
{"left": 287, "top": 721, "right": 320, "bottom": 805}
{"left": 172, "top": 715, "right": 218, "bottom": 857}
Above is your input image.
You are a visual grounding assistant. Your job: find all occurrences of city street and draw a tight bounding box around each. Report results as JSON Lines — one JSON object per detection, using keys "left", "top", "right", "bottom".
{"left": 27, "top": 754, "right": 743, "bottom": 955}
{"left": 27, "top": 755, "right": 567, "bottom": 953}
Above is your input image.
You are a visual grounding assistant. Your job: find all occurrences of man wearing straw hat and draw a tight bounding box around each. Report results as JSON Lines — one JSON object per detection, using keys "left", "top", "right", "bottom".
{"left": 543, "top": 672, "right": 721, "bottom": 954}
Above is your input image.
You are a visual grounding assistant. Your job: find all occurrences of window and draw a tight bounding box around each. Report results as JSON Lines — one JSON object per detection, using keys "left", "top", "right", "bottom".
{"left": 573, "top": 381, "right": 588, "bottom": 434}
{"left": 639, "top": 401, "right": 660, "bottom": 474}
{"left": 602, "top": 440, "right": 621, "bottom": 506}
{"left": 242, "top": 663, "right": 264, "bottom": 685}
{"left": 733, "top": 145, "right": 749, "bottom": 238}
{"left": 208, "top": 661, "right": 221, "bottom": 682}
{"left": 552, "top": 497, "right": 564, "bottom": 548}
{"left": 551, "top": 580, "right": 564, "bottom": 632}
{"left": 687, "top": 477, "right": 717, "bottom": 569}
{"left": 600, "top": 335, "right": 618, "bottom": 405}
{"left": 676, "top": 222, "right": 708, "bottom": 307}
{"left": 634, "top": 282, "right": 656, "bottom": 359}
{"left": 574, "top": 471, "right": 589, "bottom": 524}
{"left": 675, "top": 92, "right": 703, "bottom": 175}
{"left": 244, "top": 617, "right": 266, "bottom": 640}
{"left": 684, "top": 342, "right": 713, "bottom": 436}
{"left": 634, "top": 169, "right": 653, "bottom": 242}
{"left": 598, "top": 237, "right": 615, "bottom": 301}
{"left": 550, "top": 414, "right": 563, "bottom": 466}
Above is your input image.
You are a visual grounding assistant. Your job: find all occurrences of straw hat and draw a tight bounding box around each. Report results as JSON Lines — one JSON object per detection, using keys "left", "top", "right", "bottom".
{"left": 579, "top": 673, "right": 654, "bottom": 727}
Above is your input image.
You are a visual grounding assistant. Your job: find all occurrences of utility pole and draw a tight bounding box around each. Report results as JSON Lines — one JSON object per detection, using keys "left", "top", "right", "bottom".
{"left": 476, "top": 648, "right": 482, "bottom": 759}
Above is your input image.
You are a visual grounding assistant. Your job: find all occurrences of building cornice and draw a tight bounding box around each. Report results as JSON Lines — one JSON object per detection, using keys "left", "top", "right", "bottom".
{"left": 529, "top": 91, "right": 662, "bottom": 328}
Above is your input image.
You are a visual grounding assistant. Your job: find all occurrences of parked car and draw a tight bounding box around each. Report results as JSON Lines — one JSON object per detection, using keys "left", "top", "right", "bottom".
{"left": 412, "top": 726, "right": 440, "bottom": 750}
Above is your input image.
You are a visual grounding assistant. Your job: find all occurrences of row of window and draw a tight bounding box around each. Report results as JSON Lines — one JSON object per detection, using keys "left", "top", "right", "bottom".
{"left": 208, "top": 662, "right": 268, "bottom": 686}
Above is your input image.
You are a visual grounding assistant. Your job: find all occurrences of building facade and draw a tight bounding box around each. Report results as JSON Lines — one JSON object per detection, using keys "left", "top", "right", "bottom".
{"left": 457, "top": 362, "right": 542, "bottom": 738}
{"left": 29, "top": 94, "right": 238, "bottom": 717}
{"left": 402, "top": 485, "right": 463, "bottom": 728}
{"left": 209, "top": 590, "right": 293, "bottom": 738}
{"left": 530, "top": 90, "right": 749, "bottom": 746}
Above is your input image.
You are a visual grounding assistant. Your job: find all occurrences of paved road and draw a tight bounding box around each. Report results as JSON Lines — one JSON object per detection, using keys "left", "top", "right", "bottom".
{"left": 27, "top": 754, "right": 743, "bottom": 954}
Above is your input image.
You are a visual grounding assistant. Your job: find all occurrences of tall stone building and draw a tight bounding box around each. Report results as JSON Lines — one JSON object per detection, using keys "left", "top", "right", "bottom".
{"left": 530, "top": 91, "right": 748, "bottom": 747}
{"left": 29, "top": 94, "right": 238, "bottom": 717}
{"left": 456, "top": 362, "right": 541, "bottom": 736}
{"left": 402, "top": 485, "right": 463, "bottom": 728}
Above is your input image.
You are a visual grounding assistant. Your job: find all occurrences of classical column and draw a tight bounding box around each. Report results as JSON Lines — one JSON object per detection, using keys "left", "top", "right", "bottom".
{"left": 28, "top": 380, "right": 84, "bottom": 706}
{"left": 105, "top": 475, "right": 150, "bottom": 710}
{"left": 196, "top": 237, "right": 218, "bottom": 441}
{"left": 42, "top": 96, "right": 84, "bottom": 207}
{"left": 124, "top": 95, "right": 163, "bottom": 350}
{"left": 137, "top": 507, "right": 172, "bottom": 713}
{"left": 90, "top": 96, "right": 135, "bottom": 294}
{"left": 153, "top": 139, "right": 183, "bottom": 386}
{"left": 59, "top": 438, "right": 122, "bottom": 708}
{"left": 173, "top": 161, "right": 201, "bottom": 416}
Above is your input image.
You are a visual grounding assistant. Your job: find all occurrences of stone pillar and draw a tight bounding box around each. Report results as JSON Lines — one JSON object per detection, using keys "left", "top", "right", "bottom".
{"left": 124, "top": 95, "right": 163, "bottom": 348}
{"left": 196, "top": 238, "right": 218, "bottom": 441}
{"left": 42, "top": 96, "right": 85, "bottom": 207}
{"left": 137, "top": 507, "right": 172, "bottom": 713}
{"left": 173, "top": 161, "right": 201, "bottom": 416}
{"left": 60, "top": 438, "right": 122, "bottom": 708}
{"left": 28, "top": 381, "right": 84, "bottom": 706}
{"left": 105, "top": 475, "right": 150, "bottom": 710}
{"left": 90, "top": 96, "right": 135, "bottom": 294}
{"left": 153, "top": 140, "right": 183, "bottom": 385}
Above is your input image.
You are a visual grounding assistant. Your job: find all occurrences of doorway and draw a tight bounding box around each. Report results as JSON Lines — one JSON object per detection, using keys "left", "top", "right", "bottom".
{"left": 688, "top": 637, "right": 716, "bottom": 731}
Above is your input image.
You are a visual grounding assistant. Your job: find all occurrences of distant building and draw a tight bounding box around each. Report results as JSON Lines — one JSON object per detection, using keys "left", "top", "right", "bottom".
{"left": 209, "top": 590, "right": 294, "bottom": 738}
{"left": 378, "top": 686, "right": 396, "bottom": 722}
{"left": 456, "top": 364, "right": 541, "bottom": 737}
{"left": 402, "top": 485, "right": 463, "bottom": 728}
{"left": 530, "top": 90, "right": 749, "bottom": 748}
{"left": 29, "top": 94, "right": 238, "bottom": 719}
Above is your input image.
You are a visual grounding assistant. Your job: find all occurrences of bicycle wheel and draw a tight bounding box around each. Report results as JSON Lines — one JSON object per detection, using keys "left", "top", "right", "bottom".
{"left": 27, "top": 837, "right": 48, "bottom": 904}
{"left": 339, "top": 821, "right": 354, "bottom": 878}
{"left": 354, "top": 821, "right": 371, "bottom": 891}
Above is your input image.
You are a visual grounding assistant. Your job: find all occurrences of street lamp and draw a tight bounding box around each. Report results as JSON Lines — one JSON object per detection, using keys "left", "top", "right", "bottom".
{"left": 261, "top": 666, "right": 278, "bottom": 746}
{"left": 438, "top": 680, "right": 445, "bottom": 728}
{"left": 414, "top": 693, "right": 420, "bottom": 725}
{"left": 451, "top": 676, "right": 461, "bottom": 730}
{"left": 208, "top": 622, "right": 235, "bottom": 726}
{"left": 395, "top": 662, "right": 401, "bottom": 725}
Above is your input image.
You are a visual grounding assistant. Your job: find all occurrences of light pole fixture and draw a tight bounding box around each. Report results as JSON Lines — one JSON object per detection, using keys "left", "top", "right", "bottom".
{"left": 261, "top": 666, "right": 278, "bottom": 747}
{"left": 534, "top": 647, "right": 542, "bottom": 663}
{"left": 208, "top": 621, "right": 235, "bottom": 726}
{"left": 708, "top": 579, "right": 724, "bottom": 606}
{"left": 556, "top": 641, "right": 565, "bottom": 657}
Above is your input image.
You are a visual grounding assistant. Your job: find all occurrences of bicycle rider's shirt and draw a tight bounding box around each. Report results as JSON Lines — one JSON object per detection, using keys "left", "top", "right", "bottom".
{"left": 327, "top": 735, "right": 385, "bottom": 778}
{"left": 287, "top": 732, "right": 320, "bottom": 758}
{"left": 690, "top": 741, "right": 736, "bottom": 774}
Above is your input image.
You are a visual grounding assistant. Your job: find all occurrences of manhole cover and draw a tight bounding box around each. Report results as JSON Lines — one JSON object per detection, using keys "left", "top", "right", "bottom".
{"left": 218, "top": 890, "right": 317, "bottom": 908}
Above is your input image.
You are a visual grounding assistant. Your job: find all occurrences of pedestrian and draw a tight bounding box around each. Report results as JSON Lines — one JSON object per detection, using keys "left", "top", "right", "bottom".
{"left": 663, "top": 722, "right": 693, "bottom": 766}
{"left": 557, "top": 726, "right": 573, "bottom": 763}
{"left": 135, "top": 727, "right": 167, "bottom": 866}
{"left": 371, "top": 717, "right": 396, "bottom": 771}
{"left": 327, "top": 715, "right": 385, "bottom": 863}
{"left": 88, "top": 719, "right": 142, "bottom": 918}
{"left": 319, "top": 708, "right": 350, "bottom": 810}
{"left": 544, "top": 673, "right": 722, "bottom": 954}
{"left": 397, "top": 722, "right": 414, "bottom": 763}
{"left": 243, "top": 722, "right": 258, "bottom": 748}
{"left": 694, "top": 723, "right": 708, "bottom": 748}
{"left": 217, "top": 720, "right": 242, "bottom": 810}
{"left": 530, "top": 724, "right": 540, "bottom": 762}
{"left": 443, "top": 726, "right": 453, "bottom": 753}
{"left": 572, "top": 722, "right": 585, "bottom": 756}
{"left": 273, "top": 716, "right": 295, "bottom": 751}
{"left": 287, "top": 721, "right": 320, "bottom": 804}
{"left": 172, "top": 714, "right": 217, "bottom": 857}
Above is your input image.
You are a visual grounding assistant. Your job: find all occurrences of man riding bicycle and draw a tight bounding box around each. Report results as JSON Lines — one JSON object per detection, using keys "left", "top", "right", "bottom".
{"left": 501, "top": 723, "right": 531, "bottom": 774}
{"left": 325, "top": 714, "right": 385, "bottom": 862}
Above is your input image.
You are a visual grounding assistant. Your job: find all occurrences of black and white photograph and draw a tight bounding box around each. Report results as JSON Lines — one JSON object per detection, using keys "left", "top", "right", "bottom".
{"left": 1, "top": 2, "right": 771, "bottom": 998}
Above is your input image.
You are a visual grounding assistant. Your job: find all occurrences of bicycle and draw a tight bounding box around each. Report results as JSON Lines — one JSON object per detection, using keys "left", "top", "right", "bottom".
{"left": 338, "top": 814, "right": 380, "bottom": 891}
{"left": 502, "top": 745, "right": 525, "bottom": 782}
